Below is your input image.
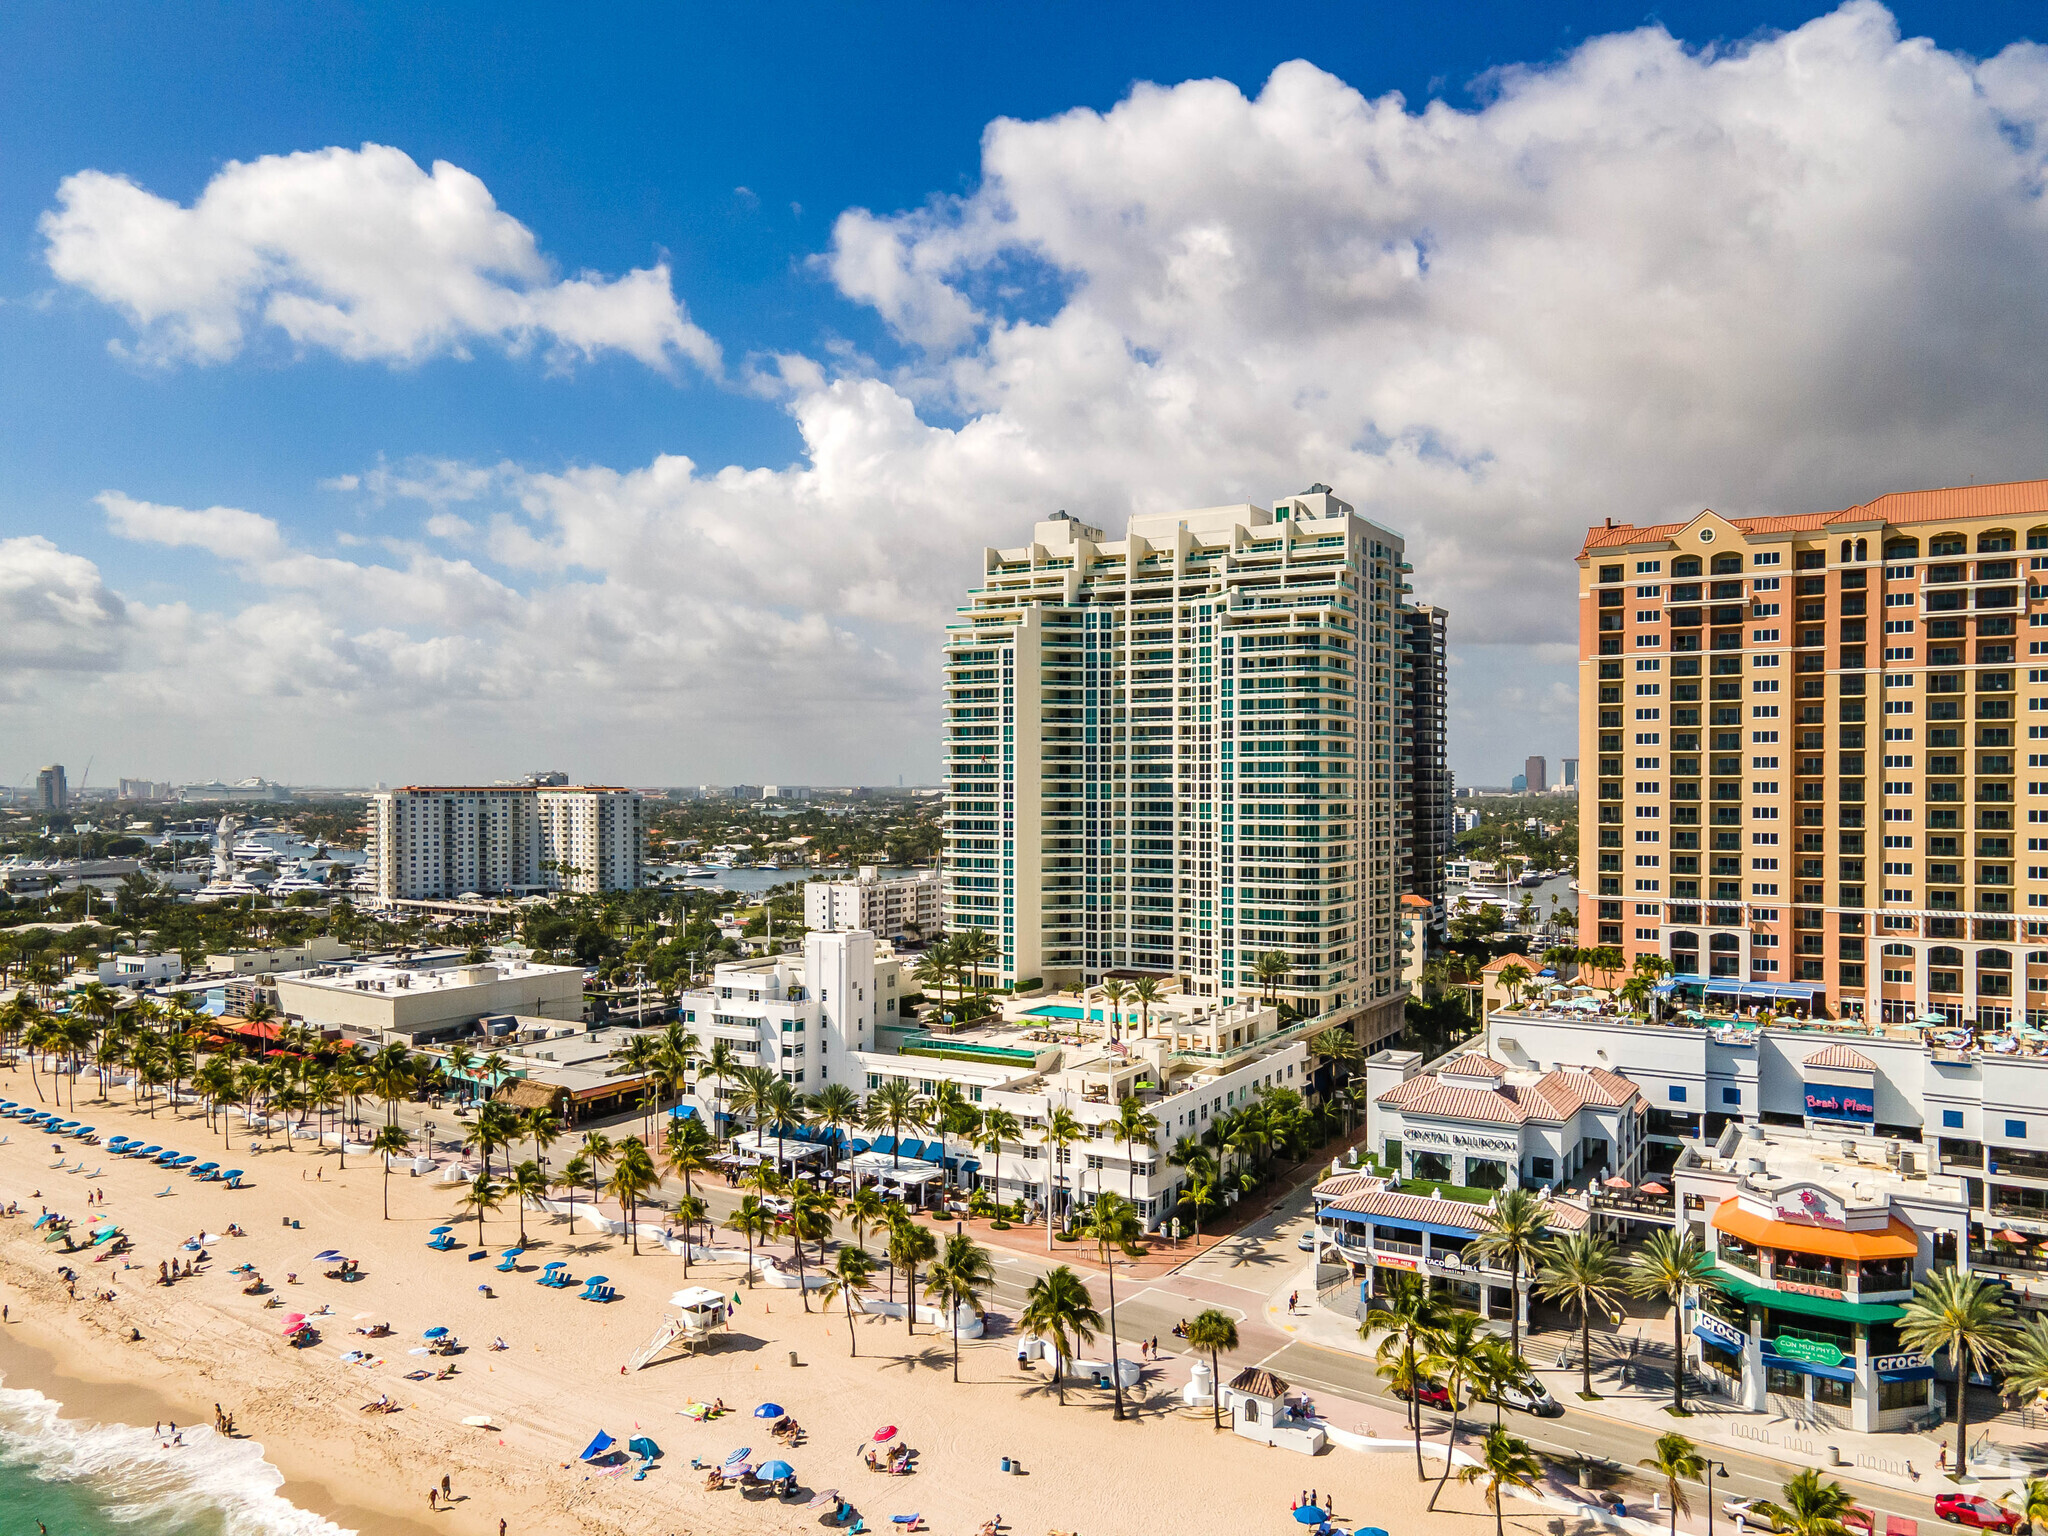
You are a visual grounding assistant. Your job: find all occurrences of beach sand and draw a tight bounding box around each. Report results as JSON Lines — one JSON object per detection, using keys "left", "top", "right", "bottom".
{"left": 0, "top": 1084, "right": 1580, "bottom": 1536}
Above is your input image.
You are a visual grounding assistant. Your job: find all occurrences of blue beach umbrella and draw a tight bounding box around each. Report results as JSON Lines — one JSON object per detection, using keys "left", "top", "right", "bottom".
{"left": 423, "top": 1326, "right": 449, "bottom": 1339}
{"left": 579, "top": 1430, "right": 615, "bottom": 1462}
{"left": 754, "top": 1402, "right": 785, "bottom": 1418}
{"left": 723, "top": 1447, "right": 751, "bottom": 1467}
{"left": 758, "top": 1459, "right": 795, "bottom": 1481}
{"left": 1294, "top": 1509, "right": 1328, "bottom": 1526}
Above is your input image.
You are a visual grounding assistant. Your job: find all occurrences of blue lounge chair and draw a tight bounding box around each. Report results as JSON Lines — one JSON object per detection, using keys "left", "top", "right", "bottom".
{"left": 496, "top": 1248, "right": 523, "bottom": 1272}
{"left": 193, "top": 1162, "right": 220, "bottom": 1179}
{"left": 134, "top": 1145, "right": 161, "bottom": 1159}
{"left": 538, "top": 1261, "right": 570, "bottom": 1288}
{"left": 222, "top": 1171, "right": 244, "bottom": 1188}
{"left": 106, "top": 1137, "right": 130, "bottom": 1153}
{"left": 171, "top": 1155, "right": 196, "bottom": 1170}
{"left": 427, "top": 1233, "right": 457, "bottom": 1251}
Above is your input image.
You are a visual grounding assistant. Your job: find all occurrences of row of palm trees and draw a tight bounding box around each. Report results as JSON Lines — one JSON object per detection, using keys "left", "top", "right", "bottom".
{"left": 1387, "top": 1189, "right": 2048, "bottom": 1482}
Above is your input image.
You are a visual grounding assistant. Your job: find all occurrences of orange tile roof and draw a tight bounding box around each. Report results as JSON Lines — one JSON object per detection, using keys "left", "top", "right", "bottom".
{"left": 1579, "top": 477, "right": 2048, "bottom": 558}
{"left": 1803, "top": 1044, "right": 1878, "bottom": 1072}
{"left": 1377, "top": 1063, "right": 1640, "bottom": 1124}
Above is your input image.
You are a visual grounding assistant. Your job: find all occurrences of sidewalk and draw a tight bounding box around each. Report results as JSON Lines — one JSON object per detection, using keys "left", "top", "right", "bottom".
{"left": 1264, "top": 1267, "right": 2048, "bottom": 1507}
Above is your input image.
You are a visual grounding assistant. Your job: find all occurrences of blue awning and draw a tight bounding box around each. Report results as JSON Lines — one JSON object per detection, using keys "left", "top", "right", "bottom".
{"left": 1762, "top": 1352, "right": 1856, "bottom": 1384}
{"left": 873, "top": 1136, "right": 897, "bottom": 1155}
{"left": 1692, "top": 1324, "right": 1742, "bottom": 1357}
{"left": 848, "top": 1138, "right": 871, "bottom": 1155}
{"left": 1660, "top": 975, "right": 1822, "bottom": 1001}
{"left": 668, "top": 1105, "right": 697, "bottom": 1119}
{"left": 1877, "top": 1364, "right": 1936, "bottom": 1383}
{"left": 943, "top": 1157, "right": 959, "bottom": 1171}
{"left": 960, "top": 1160, "right": 981, "bottom": 1173}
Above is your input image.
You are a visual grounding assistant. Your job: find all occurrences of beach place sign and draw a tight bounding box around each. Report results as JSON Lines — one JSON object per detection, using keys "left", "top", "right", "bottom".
{"left": 1774, "top": 1185, "right": 1847, "bottom": 1229}
{"left": 1772, "top": 1335, "right": 1846, "bottom": 1367}
{"left": 1803, "top": 1082, "right": 1875, "bottom": 1123}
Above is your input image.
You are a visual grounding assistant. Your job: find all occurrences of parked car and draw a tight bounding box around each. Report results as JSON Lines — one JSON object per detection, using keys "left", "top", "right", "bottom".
{"left": 1298, "top": 1228, "right": 1320, "bottom": 1253}
{"left": 1391, "top": 1379, "right": 1457, "bottom": 1410}
{"left": 1490, "top": 1378, "right": 1563, "bottom": 1417}
{"left": 1726, "top": 1497, "right": 1875, "bottom": 1533}
{"left": 1936, "top": 1495, "right": 2022, "bottom": 1532}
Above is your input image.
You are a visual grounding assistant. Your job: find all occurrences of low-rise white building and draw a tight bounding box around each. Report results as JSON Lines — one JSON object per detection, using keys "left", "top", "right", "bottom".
{"left": 202, "top": 938, "right": 353, "bottom": 976}
{"left": 97, "top": 953, "right": 184, "bottom": 987}
{"left": 275, "top": 956, "right": 583, "bottom": 1045}
{"left": 805, "top": 866, "right": 941, "bottom": 942}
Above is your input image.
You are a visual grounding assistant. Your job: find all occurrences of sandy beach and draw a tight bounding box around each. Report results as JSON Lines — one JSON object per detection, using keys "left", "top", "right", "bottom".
{"left": 0, "top": 1078, "right": 1584, "bottom": 1536}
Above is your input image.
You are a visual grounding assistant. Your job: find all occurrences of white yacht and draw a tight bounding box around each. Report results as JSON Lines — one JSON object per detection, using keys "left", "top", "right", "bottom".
{"left": 269, "top": 868, "right": 329, "bottom": 897}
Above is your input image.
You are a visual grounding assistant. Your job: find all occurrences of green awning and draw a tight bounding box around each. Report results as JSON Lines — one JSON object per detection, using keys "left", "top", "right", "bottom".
{"left": 1709, "top": 1267, "right": 1905, "bottom": 1325}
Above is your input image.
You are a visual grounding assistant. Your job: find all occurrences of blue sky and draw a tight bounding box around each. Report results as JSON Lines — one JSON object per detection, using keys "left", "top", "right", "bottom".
{"left": 4, "top": 2, "right": 2048, "bottom": 788}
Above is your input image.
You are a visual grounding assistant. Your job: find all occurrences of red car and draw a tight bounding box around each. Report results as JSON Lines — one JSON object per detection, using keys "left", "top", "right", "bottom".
{"left": 1392, "top": 1380, "right": 1456, "bottom": 1410}
{"left": 1936, "top": 1495, "right": 2021, "bottom": 1532}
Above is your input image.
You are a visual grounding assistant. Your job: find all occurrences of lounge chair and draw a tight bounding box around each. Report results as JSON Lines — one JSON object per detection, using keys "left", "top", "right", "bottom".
{"left": 495, "top": 1250, "right": 522, "bottom": 1272}
{"left": 890, "top": 1516, "right": 922, "bottom": 1529}
{"left": 427, "top": 1234, "right": 457, "bottom": 1251}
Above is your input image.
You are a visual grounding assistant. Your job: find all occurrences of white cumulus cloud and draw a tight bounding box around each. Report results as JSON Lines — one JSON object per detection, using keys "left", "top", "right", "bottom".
{"left": 42, "top": 143, "right": 720, "bottom": 373}
{"left": 19, "top": 5, "right": 2048, "bottom": 783}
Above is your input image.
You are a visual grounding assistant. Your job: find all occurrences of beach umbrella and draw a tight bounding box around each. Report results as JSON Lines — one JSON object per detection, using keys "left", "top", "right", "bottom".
{"left": 629, "top": 1436, "right": 661, "bottom": 1460}
{"left": 872, "top": 1426, "right": 897, "bottom": 1443}
{"left": 429, "top": 1225, "right": 454, "bottom": 1235}
{"left": 315, "top": 1250, "right": 345, "bottom": 1262}
{"left": 586, "top": 1275, "right": 610, "bottom": 1285}
{"left": 723, "top": 1447, "right": 752, "bottom": 1466}
{"left": 423, "top": 1326, "right": 450, "bottom": 1339}
{"left": 1357, "top": 1528, "right": 1390, "bottom": 1536}
{"left": 758, "top": 1459, "right": 794, "bottom": 1480}
{"left": 1294, "top": 1507, "right": 1329, "bottom": 1525}
{"left": 407, "top": 1347, "right": 430, "bottom": 1356}
{"left": 282, "top": 1312, "right": 306, "bottom": 1328}
{"left": 755, "top": 1402, "right": 785, "bottom": 1418}
{"left": 579, "top": 1430, "right": 616, "bottom": 1462}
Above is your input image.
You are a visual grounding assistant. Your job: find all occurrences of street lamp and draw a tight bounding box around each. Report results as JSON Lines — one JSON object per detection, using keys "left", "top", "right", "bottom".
{"left": 1703, "top": 1460, "right": 1728, "bottom": 1536}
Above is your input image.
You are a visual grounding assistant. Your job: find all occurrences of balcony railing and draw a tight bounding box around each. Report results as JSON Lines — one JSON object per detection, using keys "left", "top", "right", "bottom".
{"left": 1776, "top": 1263, "right": 1846, "bottom": 1289}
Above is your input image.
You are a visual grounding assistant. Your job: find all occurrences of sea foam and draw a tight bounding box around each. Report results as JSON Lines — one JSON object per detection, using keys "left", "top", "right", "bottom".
{"left": 0, "top": 1383, "right": 354, "bottom": 1535}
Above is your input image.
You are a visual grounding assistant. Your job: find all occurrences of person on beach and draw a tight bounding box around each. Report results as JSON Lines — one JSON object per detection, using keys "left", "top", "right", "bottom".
{"left": 428, "top": 1488, "right": 438, "bottom": 1511}
{"left": 441, "top": 1474, "right": 452, "bottom": 1501}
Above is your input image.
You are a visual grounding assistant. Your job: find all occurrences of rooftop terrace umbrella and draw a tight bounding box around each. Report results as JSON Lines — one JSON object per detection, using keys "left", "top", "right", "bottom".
{"left": 759, "top": 1459, "right": 794, "bottom": 1480}
{"left": 579, "top": 1430, "right": 615, "bottom": 1462}
{"left": 1603, "top": 1177, "right": 1632, "bottom": 1190}
{"left": 755, "top": 1402, "right": 785, "bottom": 1418}
{"left": 1295, "top": 1508, "right": 1329, "bottom": 1525}
{"left": 1997, "top": 1228, "right": 2028, "bottom": 1244}
{"left": 1639, "top": 1182, "right": 1670, "bottom": 1196}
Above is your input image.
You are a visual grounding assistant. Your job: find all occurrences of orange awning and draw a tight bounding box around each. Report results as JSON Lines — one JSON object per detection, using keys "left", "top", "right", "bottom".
{"left": 1710, "top": 1199, "right": 1919, "bottom": 1261}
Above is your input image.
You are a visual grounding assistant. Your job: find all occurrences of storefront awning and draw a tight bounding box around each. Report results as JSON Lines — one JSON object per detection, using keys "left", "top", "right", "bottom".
{"left": 1877, "top": 1364, "right": 1937, "bottom": 1383}
{"left": 1693, "top": 1323, "right": 1742, "bottom": 1357}
{"left": 1762, "top": 1351, "right": 1857, "bottom": 1384}
{"left": 1710, "top": 1267, "right": 1906, "bottom": 1324}
{"left": 1711, "top": 1199, "right": 1919, "bottom": 1261}
{"left": 1658, "top": 976, "right": 1824, "bottom": 1000}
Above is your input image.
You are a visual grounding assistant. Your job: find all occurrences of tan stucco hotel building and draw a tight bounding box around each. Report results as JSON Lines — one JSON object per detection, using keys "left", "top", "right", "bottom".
{"left": 1577, "top": 480, "right": 2048, "bottom": 1026}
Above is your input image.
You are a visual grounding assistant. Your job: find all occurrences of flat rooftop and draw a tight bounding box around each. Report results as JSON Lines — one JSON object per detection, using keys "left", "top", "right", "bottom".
{"left": 282, "top": 958, "right": 577, "bottom": 995}
{"left": 1682, "top": 1123, "right": 1967, "bottom": 1211}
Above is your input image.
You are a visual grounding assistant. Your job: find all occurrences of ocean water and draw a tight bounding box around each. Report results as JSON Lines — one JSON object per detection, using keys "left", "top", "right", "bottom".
{"left": 0, "top": 1382, "right": 349, "bottom": 1536}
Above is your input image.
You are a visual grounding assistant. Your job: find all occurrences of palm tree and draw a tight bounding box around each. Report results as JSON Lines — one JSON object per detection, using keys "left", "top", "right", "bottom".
{"left": 700, "top": 1040, "right": 741, "bottom": 1137}
{"left": 662, "top": 1113, "right": 715, "bottom": 1199}
{"left": 1494, "top": 960, "right": 1532, "bottom": 1009}
{"left": 2005, "top": 1314, "right": 2048, "bottom": 1406}
{"left": 1110, "top": 1096, "right": 1160, "bottom": 1204}
{"left": 605, "top": 1139, "right": 658, "bottom": 1255}
{"left": 846, "top": 1184, "right": 887, "bottom": 1256}
{"left": 1639, "top": 1432, "right": 1704, "bottom": 1536}
{"left": 1100, "top": 978, "right": 1128, "bottom": 1039}
{"left": 444, "top": 1043, "right": 476, "bottom": 1101}
{"left": 1370, "top": 1273, "right": 1449, "bottom": 1481}
{"left": 787, "top": 1186, "right": 836, "bottom": 1311}
{"left": 506, "top": 1159, "right": 549, "bottom": 1247}
{"left": 862, "top": 1079, "right": 930, "bottom": 1170}
{"left": 924, "top": 1232, "right": 995, "bottom": 1380}
{"left": 579, "top": 1130, "right": 615, "bottom": 1216}
{"left": 1020, "top": 1265, "right": 1101, "bottom": 1406}
{"left": 1536, "top": 1230, "right": 1625, "bottom": 1399}
{"left": 1626, "top": 1228, "right": 1721, "bottom": 1413}
{"left": 672, "top": 1194, "right": 708, "bottom": 1274}
{"left": 807, "top": 1082, "right": 861, "bottom": 1169}
{"left": 555, "top": 1153, "right": 590, "bottom": 1230}
{"left": 820, "top": 1245, "right": 875, "bottom": 1356}
{"left": 889, "top": 1218, "right": 938, "bottom": 1336}
{"left": 1467, "top": 1188, "right": 1549, "bottom": 1356}
{"left": 1457, "top": 1425, "right": 1543, "bottom": 1536}
{"left": 1423, "top": 1310, "right": 1493, "bottom": 1511}
{"left": 1130, "top": 976, "right": 1163, "bottom": 1040}
{"left": 456, "top": 1174, "right": 504, "bottom": 1246}
{"left": 759, "top": 1076, "right": 805, "bottom": 1175}
{"left": 371, "top": 1123, "right": 411, "bottom": 1219}
{"left": 1254, "top": 948, "right": 1293, "bottom": 1004}
{"left": 1084, "top": 1191, "right": 1144, "bottom": 1420}
{"left": 1186, "top": 1308, "right": 1239, "bottom": 1431}
{"left": 518, "top": 1105, "right": 562, "bottom": 1167}
{"left": 1753, "top": 1468, "right": 1861, "bottom": 1536}
{"left": 2014, "top": 1479, "right": 2048, "bottom": 1536}
{"left": 1898, "top": 1266, "right": 2017, "bottom": 1478}
{"left": 977, "top": 1107, "right": 1021, "bottom": 1212}
{"left": 1044, "top": 1105, "right": 1084, "bottom": 1239}
{"left": 730, "top": 1194, "right": 772, "bottom": 1287}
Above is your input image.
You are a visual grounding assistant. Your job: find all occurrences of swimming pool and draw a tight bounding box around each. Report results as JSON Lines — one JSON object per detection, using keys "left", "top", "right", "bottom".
{"left": 1024, "top": 1005, "right": 1100, "bottom": 1021}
